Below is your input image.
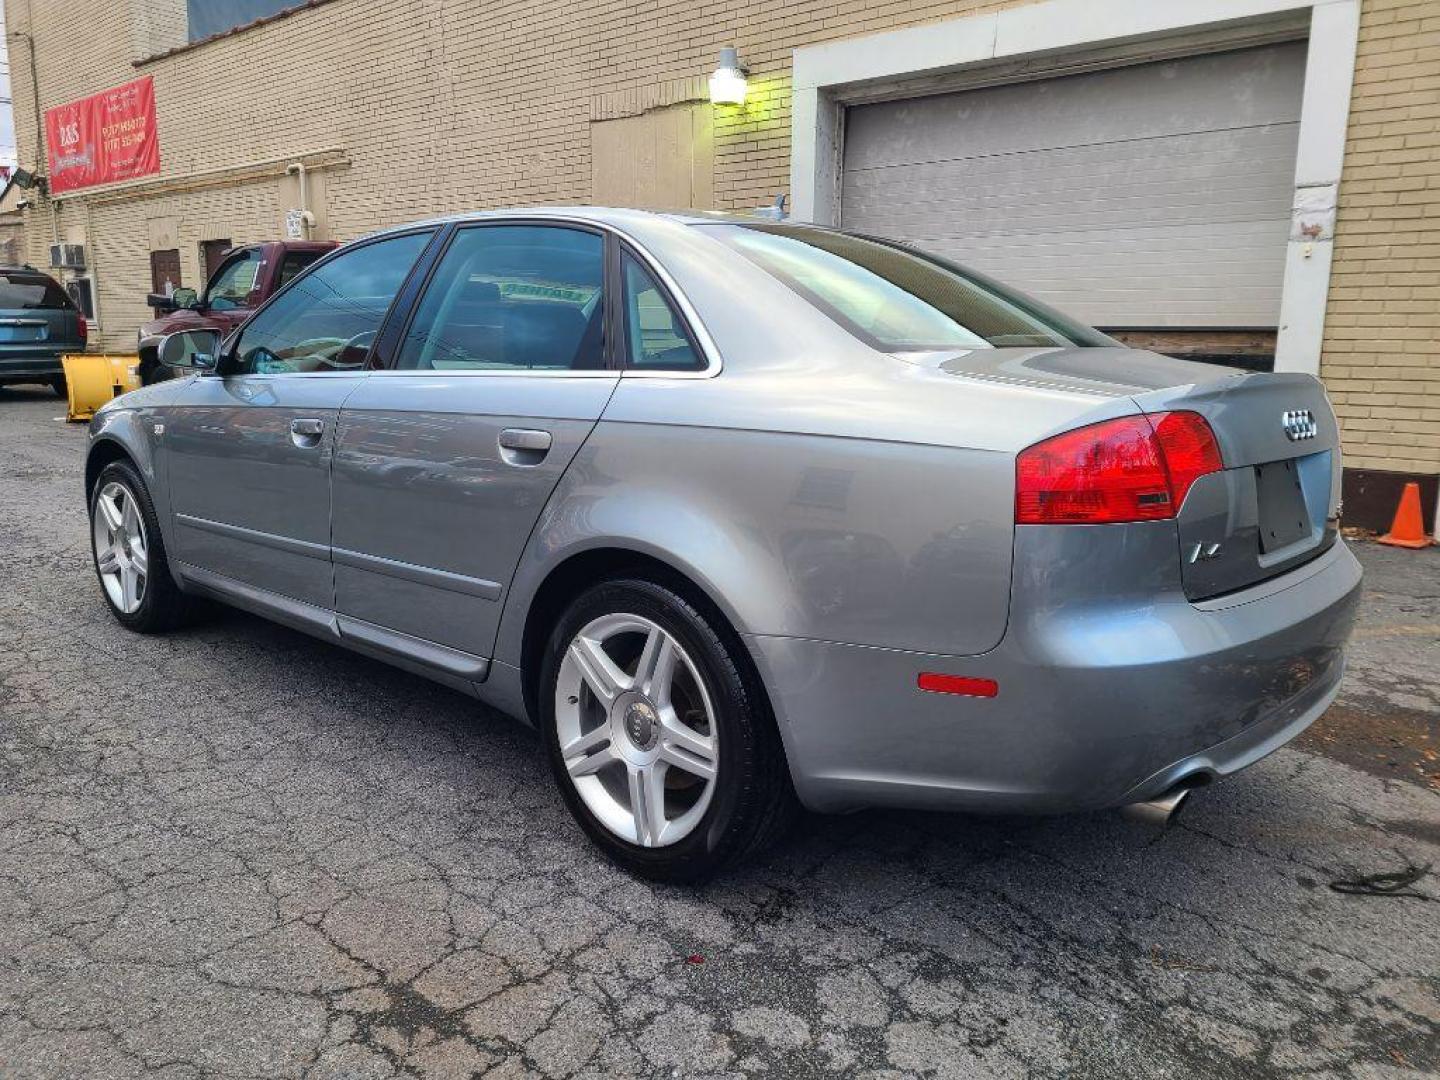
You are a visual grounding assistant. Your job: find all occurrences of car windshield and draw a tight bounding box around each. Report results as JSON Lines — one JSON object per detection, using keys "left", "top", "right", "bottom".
{"left": 703, "top": 223, "right": 1113, "bottom": 351}
{"left": 0, "top": 273, "right": 72, "bottom": 310}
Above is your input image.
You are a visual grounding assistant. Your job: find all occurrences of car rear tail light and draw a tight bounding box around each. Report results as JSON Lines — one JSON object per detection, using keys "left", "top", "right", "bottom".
{"left": 77, "top": 315, "right": 88, "bottom": 345}
{"left": 1150, "top": 410, "right": 1223, "bottom": 511}
{"left": 1015, "top": 411, "right": 1222, "bottom": 525}
{"left": 917, "top": 672, "right": 999, "bottom": 698}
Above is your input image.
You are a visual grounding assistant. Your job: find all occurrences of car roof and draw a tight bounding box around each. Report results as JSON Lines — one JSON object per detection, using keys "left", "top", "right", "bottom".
{"left": 360, "top": 206, "right": 778, "bottom": 241}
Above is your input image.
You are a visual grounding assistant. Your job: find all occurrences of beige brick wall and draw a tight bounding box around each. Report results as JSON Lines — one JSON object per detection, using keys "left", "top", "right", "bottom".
{"left": 132, "top": 0, "right": 188, "bottom": 60}
{"left": 4, "top": 0, "right": 1436, "bottom": 483}
{"left": 1324, "top": 0, "right": 1440, "bottom": 475}
{"left": 6, "top": 0, "right": 1016, "bottom": 350}
{"left": 0, "top": 217, "right": 25, "bottom": 265}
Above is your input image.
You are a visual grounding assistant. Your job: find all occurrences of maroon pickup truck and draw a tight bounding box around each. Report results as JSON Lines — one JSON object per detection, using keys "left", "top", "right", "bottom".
{"left": 137, "top": 240, "right": 336, "bottom": 384}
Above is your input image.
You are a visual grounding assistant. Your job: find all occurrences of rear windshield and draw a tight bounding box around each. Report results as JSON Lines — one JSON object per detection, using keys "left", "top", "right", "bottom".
{"left": 0, "top": 273, "right": 72, "bottom": 310}
{"left": 703, "top": 223, "right": 1113, "bottom": 351}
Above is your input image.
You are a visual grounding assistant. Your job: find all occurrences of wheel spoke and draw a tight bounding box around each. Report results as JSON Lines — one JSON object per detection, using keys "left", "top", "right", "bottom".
{"left": 96, "top": 545, "right": 121, "bottom": 576}
{"left": 568, "top": 636, "right": 629, "bottom": 706}
{"left": 658, "top": 710, "right": 717, "bottom": 781}
{"left": 97, "top": 492, "right": 123, "bottom": 532}
{"left": 120, "top": 493, "right": 140, "bottom": 535}
{"left": 627, "top": 763, "right": 669, "bottom": 847}
{"left": 561, "top": 725, "right": 614, "bottom": 777}
{"left": 634, "top": 628, "right": 677, "bottom": 706}
{"left": 120, "top": 565, "right": 140, "bottom": 611}
{"left": 129, "top": 542, "right": 148, "bottom": 577}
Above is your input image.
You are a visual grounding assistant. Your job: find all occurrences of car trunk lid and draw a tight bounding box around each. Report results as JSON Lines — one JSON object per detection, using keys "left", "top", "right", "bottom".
{"left": 0, "top": 314, "right": 53, "bottom": 343}
{"left": 1132, "top": 370, "right": 1340, "bottom": 600}
{"left": 909, "top": 347, "right": 1342, "bottom": 600}
{"left": 0, "top": 306, "right": 81, "bottom": 356}
{"left": 0, "top": 270, "right": 83, "bottom": 353}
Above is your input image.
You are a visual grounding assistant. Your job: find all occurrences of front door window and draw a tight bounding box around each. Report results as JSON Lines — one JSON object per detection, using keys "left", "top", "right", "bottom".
{"left": 228, "top": 232, "right": 433, "bottom": 375}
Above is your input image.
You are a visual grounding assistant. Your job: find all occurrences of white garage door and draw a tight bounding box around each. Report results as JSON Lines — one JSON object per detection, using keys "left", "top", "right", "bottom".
{"left": 840, "top": 42, "right": 1306, "bottom": 329}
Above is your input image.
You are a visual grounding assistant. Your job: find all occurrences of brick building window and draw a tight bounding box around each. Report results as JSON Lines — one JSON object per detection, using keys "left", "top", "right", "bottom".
{"left": 186, "top": 0, "right": 301, "bottom": 42}
{"left": 136, "top": 0, "right": 314, "bottom": 57}
{"left": 149, "top": 249, "right": 182, "bottom": 314}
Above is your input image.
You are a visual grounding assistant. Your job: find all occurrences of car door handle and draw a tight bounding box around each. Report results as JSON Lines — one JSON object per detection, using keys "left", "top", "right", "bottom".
{"left": 498, "top": 427, "right": 552, "bottom": 466}
{"left": 290, "top": 417, "right": 325, "bottom": 446}
{"left": 498, "top": 428, "right": 552, "bottom": 452}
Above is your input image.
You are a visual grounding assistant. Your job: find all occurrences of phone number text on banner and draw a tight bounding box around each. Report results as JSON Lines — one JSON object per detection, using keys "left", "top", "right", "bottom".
{"left": 45, "top": 76, "right": 160, "bottom": 194}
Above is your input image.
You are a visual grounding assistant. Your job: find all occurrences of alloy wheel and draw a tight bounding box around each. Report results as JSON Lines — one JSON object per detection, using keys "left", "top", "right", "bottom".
{"left": 93, "top": 481, "right": 148, "bottom": 615}
{"left": 554, "top": 613, "right": 719, "bottom": 847}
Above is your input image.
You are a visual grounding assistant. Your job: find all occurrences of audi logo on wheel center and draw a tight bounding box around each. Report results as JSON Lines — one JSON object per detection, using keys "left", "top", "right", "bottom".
{"left": 1282, "top": 409, "right": 1318, "bottom": 442}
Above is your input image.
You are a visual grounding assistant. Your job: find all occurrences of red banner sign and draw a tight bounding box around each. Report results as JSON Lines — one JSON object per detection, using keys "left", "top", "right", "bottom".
{"left": 45, "top": 76, "right": 160, "bottom": 194}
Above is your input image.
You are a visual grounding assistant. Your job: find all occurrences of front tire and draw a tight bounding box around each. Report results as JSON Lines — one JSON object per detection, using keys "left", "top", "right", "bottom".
{"left": 540, "top": 578, "right": 794, "bottom": 882}
{"left": 89, "top": 460, "right": 192, "bottom": 632}
{"left": 49, "top": 374, "right": 66, "bottom": 397}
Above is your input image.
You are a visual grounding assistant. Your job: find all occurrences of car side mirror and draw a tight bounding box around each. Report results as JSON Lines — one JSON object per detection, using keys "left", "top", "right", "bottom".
{"left": 146, "top": 292, "right": 179, "bottom": 312}
{"left": 158, "top": 328, "right": 222, "bottom": 371}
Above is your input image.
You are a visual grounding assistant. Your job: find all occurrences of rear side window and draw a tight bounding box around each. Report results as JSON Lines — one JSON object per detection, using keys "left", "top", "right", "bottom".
{"left": 279, "top": 251, "right": 322, "bottom": 287}
{"left": 705, "top": 223, "right": 1113, "bottom": 351}
{"left": 0, "top": 273, "right": 72, "bottom": 309}
{"left": 622, "top": 253, "right": 702, "bottom": 371}
{"left": 395, "top": 225, "right": 606, "bottom": 371}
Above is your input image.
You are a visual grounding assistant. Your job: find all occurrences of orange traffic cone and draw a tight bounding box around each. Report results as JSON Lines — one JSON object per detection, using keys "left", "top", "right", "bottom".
{"left": 1377, "top": 482, "right": 1435, "bottom": 549}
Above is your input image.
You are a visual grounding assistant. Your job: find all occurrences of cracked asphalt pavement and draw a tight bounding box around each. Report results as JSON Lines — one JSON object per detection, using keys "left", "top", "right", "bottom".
{"left": 2, "top": 386, "right": 1438, "bottom": 1079}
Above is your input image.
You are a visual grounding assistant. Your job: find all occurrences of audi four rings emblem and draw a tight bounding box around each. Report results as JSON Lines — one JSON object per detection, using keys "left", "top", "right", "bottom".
{"left": 1282, "top": 409, "right": 1318, "bottom": 442}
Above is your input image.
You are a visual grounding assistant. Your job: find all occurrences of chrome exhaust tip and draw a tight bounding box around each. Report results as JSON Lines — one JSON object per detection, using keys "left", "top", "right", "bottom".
{"left": 1120, "top": 786, "right": 1191, "bottom": 828}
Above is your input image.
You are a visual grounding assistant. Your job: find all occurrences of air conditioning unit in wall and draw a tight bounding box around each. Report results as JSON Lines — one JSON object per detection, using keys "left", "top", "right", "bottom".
{"left": 49, "top": 243, "right": 86, "bottom": 270}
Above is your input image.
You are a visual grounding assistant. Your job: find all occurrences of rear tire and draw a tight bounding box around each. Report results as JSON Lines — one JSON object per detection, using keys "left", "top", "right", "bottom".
{"left": 49, "top": 374, "right": 66, "bottom": 397}
{"left": 89, "top": 460, "right": 193, "bottom": 633}
{"left": 540, "top": 577, "right": 795, "bottom": 882}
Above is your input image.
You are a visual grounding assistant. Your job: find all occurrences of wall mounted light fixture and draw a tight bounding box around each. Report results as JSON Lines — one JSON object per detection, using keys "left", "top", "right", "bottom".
{"left": 709, "top": 47, "right": 748, "bottom": 106}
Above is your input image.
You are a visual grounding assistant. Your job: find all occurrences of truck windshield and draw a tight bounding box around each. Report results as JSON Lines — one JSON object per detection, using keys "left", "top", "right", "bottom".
{"left": 702, "top": 222, "right": 1113, "bottom": 351}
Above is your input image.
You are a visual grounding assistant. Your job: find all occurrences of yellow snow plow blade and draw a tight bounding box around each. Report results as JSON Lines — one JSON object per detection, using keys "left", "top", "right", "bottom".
{"left": 61, "top": 354, "right": 141, "bottom": 423}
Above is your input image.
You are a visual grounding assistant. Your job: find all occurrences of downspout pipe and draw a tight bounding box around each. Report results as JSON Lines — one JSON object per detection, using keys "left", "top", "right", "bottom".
{"left": 285, "top": 162, "right": 316, "bottom": 238}
{"left": 12, "top": 19, "right": 58, "bottom": 245}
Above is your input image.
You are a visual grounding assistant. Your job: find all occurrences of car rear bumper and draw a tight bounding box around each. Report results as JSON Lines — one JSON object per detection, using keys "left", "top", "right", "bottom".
{"left": 0, "top": 351, "right": 68, "bottom": 378}
{"left": 748, "top": 525, "right": 1362, "bottom": 814}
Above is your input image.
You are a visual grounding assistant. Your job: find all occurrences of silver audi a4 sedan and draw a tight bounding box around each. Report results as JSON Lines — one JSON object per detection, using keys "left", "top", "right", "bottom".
{"left": 85, "top": 209, "right": 1362, "bottom": 879}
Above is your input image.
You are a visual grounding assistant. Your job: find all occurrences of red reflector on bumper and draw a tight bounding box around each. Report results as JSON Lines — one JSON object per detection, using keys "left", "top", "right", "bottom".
{"left": 917, "top": 673, "right": 998, "bottom": 698}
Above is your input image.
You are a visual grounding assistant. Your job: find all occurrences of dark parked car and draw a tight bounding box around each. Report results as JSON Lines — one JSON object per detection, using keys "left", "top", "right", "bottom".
{"left": 137, "top": 240, "right": 334, "bottom": 385}
{"left": 0, "top": 265, "right": 88, "bottom": 394}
